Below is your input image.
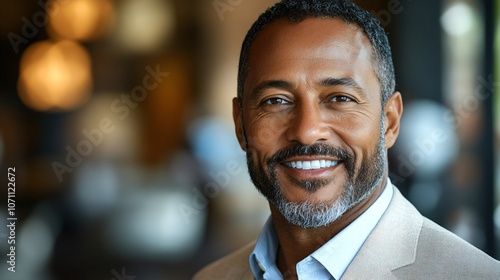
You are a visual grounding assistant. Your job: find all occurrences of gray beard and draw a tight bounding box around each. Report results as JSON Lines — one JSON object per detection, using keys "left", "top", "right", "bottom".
{"left": 273, "top": 161, "right": 384, "bottom": 228}
{"left": 245, "top": 120, "right": 387, "bottom": 228}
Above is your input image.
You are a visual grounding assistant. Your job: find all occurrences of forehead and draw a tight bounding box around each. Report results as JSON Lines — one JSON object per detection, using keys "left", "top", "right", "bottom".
{"left": 251, "top": 17, "right": 371, "bottom": 58}
{"left": 245, "top": 17, "right": 378, "bottom": 96}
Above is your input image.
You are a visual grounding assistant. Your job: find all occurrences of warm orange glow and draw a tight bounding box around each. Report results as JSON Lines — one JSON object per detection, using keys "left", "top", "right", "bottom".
{"left": 47, "top": 0, "right": 115, "bottom": 41}
{"left": 18, "top": 40, "right": 92, "bottom": 111}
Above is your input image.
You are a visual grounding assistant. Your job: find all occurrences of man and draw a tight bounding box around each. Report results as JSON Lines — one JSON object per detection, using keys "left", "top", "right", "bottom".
{"left": 195, "top": 0, "right": 500, "bottom": 279}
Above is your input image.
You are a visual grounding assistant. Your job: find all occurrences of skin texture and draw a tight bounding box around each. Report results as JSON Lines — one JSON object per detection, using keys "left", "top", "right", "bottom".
{"left": 233, "top": 18, "right": 403, "bottom": 278}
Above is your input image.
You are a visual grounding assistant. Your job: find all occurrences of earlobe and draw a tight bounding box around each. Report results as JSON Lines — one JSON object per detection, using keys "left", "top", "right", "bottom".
{"left": 232, "top": 97, "right": 247, "bottom": 151}
{"left": 383, "top": 92, "right": 403, "bottom": 149}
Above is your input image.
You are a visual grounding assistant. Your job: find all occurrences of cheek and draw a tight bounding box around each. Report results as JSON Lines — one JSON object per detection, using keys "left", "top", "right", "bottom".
{"left": 244, "top": 113, "right": 289, "bottom": 155}
{"left": 341, "top": 117, "right": 380, "bottom": 140}
{"left": 334, "top": 114, "right": 381, "bottom": 159}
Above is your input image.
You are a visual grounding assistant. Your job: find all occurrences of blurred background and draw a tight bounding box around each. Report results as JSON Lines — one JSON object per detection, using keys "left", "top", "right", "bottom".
{"left": 0, "top": 0, "right": 497, "bottom": 279}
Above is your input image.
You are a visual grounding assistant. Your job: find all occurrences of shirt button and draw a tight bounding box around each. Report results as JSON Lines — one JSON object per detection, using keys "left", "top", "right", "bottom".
{"left": 258, "top": 262, "right": 266, "bottom": 272}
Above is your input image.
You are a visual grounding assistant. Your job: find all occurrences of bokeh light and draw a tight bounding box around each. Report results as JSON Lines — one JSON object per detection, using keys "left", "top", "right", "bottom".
{"left": 394, "top": 100, "right": 459, "bottom": 178}
{"left": 47, "top": 0, "right": 115, "bottom": 41}
{"left": 17, "top": 40, "right": 92, "bottom": 111}
{"left": 441, "top": 2, "right": 475, "bottom": 36}
{"left": 114, "top": 0, "right": 175, "bottom": 53}
{"left": 104, "top": 188, "right": 206, "bottom": 261}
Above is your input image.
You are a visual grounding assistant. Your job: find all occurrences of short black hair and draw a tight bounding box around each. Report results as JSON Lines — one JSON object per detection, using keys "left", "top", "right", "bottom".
{"left": 237, "top": 0, "right": 396, "bottom": 106}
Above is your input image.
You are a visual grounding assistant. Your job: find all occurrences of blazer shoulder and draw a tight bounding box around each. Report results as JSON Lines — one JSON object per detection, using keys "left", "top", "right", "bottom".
{"left": 343, "top": 187, "right": 500, "bottom": 279}
{"left": 407, "top": 217, "right": 500, "bottom": 277}
{"left": 193, "top": 241, "right": 256, "bottom": 280}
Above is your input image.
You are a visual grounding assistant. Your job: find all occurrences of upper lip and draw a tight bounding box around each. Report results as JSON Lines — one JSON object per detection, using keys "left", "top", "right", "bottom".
{"left": 282, "top": 156, "right": 342, "bottom": 163}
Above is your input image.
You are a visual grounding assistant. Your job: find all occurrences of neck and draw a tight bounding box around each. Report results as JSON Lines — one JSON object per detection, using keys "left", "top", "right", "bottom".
{"left": 272, "top": 177, "right": 387, "bottom": 277}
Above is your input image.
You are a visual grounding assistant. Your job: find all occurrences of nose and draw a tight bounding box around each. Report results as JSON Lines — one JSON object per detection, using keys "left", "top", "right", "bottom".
{"left": 286, "top": 101, "right": 330, "bottom": 145}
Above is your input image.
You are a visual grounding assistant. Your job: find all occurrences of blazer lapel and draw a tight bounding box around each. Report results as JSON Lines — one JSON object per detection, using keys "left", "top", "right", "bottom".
{"left": 341, "top": 187, "right": 423, "bottom": 280}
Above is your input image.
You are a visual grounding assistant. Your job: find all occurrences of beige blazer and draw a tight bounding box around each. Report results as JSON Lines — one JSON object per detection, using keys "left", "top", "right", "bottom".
{"left": 194, "top": 187, "right": 500, "bottom": 279}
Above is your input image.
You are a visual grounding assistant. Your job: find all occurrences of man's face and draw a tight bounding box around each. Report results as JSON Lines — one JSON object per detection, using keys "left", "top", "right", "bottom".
{"left": 234, "top": 18, "right": 400, "bottom": 228}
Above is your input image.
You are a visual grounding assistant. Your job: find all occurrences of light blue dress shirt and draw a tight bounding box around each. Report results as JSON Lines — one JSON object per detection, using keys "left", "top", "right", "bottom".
{"left": 249, "top": 178, "right": 394, "bottom": 280}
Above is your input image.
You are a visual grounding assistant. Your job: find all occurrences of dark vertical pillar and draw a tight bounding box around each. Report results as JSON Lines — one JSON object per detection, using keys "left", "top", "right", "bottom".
{"left": 390, "top": 0, "right": 443, "bottom": 102}
{"left": 482, "top": 0, "right": 496, "bottom": 259}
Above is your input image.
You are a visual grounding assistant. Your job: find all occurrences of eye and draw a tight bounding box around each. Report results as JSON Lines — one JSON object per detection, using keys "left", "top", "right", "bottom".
{"left": 262, "top": 97, "right": 290, "bottom": 105}
{"left": 330, "top": 95, "right": 353, "bottom": 103}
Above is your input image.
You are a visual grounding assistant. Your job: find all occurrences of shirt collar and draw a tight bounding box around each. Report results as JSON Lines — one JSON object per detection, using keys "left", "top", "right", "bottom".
{"left": 309, "top": 178, "right": 393, "bottom": 279}
{"left": 249, "top": 218, "right": 282, "bottom": 279}
{"left": 250, "top": 178, "right": 394, "bottom": 280}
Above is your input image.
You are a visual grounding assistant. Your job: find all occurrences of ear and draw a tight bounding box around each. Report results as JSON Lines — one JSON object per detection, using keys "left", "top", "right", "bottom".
{"left": 232, "top": 97, "right": 247, "bottom": 151}
{"left": 383, "top": 91, "right": 403, "bottom": 149}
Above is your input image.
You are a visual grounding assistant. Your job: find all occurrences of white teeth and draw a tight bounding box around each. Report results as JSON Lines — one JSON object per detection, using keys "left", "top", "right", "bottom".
{"left": 285, "top": 160, "right": 339, "bottom": 170}
{"left": 302, "top": 161, "right": 311, "bottom": 169}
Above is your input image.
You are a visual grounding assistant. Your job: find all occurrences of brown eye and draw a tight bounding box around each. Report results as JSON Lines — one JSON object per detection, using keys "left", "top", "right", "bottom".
{"left": 263, "top": 98, "right": 289, "bottom": 105}
{"left": 331, "top": 96, "right": 353, "bottom": 103}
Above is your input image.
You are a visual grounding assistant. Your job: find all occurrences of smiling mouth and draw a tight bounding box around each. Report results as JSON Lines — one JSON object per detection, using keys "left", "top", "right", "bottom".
{"left": 283, "top": 159, "right": 341, "bottom": 170}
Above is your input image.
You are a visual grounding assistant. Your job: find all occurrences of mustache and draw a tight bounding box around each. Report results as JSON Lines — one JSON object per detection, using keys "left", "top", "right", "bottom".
{"left": 267, "top": 143, "right": 352, "bottom": 166}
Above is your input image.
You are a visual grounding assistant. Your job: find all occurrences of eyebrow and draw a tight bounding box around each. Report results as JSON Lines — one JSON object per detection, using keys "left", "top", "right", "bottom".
{"left": 251, "top": 80, "right": 294, "bottom": 98}
{"left": 318, "top": 77, "right": 364, "bottom": 93}
{"left": 249, "top": 77, "right": 365, "bottom": 100}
